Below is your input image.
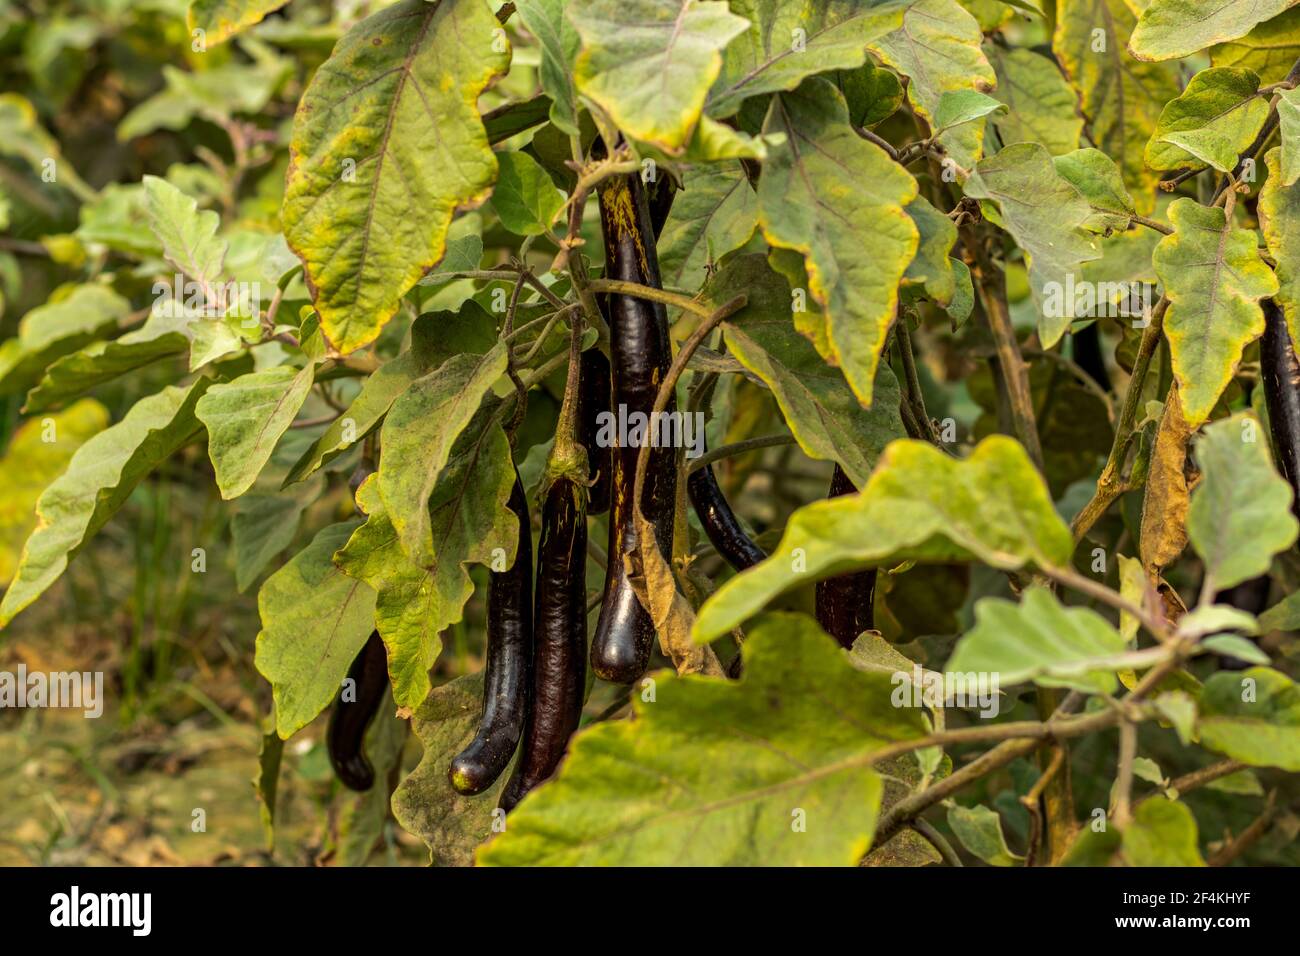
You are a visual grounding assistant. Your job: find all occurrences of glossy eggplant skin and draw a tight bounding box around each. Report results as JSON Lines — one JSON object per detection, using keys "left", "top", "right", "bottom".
{"left": 1262, "top": 299, "right": 1300, "bottom": 516}
{"left": 589, "top": 174, "right": 676, "bottom": 683}
{"left": 578, "top": 345, "right": 613, "bottom": 515}
{"left": 327, "top": 630, "right": 388, "bottom": 792}
{"left": 499, "top": 477, "right": 588, "bottom": 811}
{"left": 688, "top": 464, "right": 766, "bottom": 571}
{"left": 815, "top": 466, "right": 876, "bottom": 648}
{"left": 449, "top": 473, "right": 534, "bottom": 795}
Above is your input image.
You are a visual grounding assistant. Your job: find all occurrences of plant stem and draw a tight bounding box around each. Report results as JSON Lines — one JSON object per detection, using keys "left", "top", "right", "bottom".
{"left": 965, "top": 228, "right": 1045, "bottom": 471}
{"left": 586, "top": 278, "right": 715, "bottom": 321}
{"left": 896, "top": 317, "right": 940, "bottom": 442}
{"left": 1113, "top": 719, "right": 1137, "bottom": 828}
{"left": 684, "top": 434, "right": 796, "bottom": 474}
{"left": 912, "top": 819, "right": 963, "bottom": 867}
{"left": 1070, "top": 298, "right": 1168, "bottom": 542}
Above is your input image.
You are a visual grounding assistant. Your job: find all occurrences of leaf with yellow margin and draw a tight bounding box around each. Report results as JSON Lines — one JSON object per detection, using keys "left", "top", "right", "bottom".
{"left": 756, "top": 77, "right": 918, "bottom": 407}
{"left": 281, "top": 0, "right": 510, "bottom": 353}
{"left": 1153, "top": 197, "right": 1278, "bottom": 426}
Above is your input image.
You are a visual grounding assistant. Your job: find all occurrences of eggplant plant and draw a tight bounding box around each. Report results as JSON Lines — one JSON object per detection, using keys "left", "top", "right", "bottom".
{"left": 3, "top": 0, "right": 1300, "bottom": 868}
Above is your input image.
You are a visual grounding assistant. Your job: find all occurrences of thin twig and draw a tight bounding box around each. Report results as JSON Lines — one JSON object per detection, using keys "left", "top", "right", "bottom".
{"left": 1208, "top": 791, "right": 1278, "bottom": 866}
{"left": 684, "top": 434, "right": 797, "bottom": 474}
{"left": 586, "top": 278, "right": 715, "bottom": 320}
{"left": 912, "top": 819, "right": 963, "bottom": 867}
{"left": 1070, "top": 298, "right": 1168, "bottom": 543}
{"left": 1113, "top": 720, "right": 1138, "bottom": 828}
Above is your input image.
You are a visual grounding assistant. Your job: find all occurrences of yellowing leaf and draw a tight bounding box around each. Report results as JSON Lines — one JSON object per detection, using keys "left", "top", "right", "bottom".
{"left": 757, "top": 77, "right": 918, "bottom": 407}
{"left": 378, "top": 342, "right": 508, "bottom": 566}
{"left": 988, "top": 45, "right": 1084, "bottom": 156}
{"left": 1054, "top": 0, "right": 1181, "bottom": 214}
{"left": 1146, "top": 68, "right": 1269, "bottom": 174}
{"left": 1153, "top": 198, "right": 1279, "bottom": 426}
{"left": 963, "top": 142, "right": 1099, "bottom": 347}
{"left": 870, "top": 0, "right": 995, "bottom": 168}
{"left": 187, "top": 0, "right": 291, "bottom": 47}
{"left": 196, "top": 364, "right": 315, "bottom": 500}
{"left": 1259, "top": 148, "right": 1300, "bottom": 352}
{"left": 335, "top": 426, "right": 518, "bottom": 713}
{"left": 1130, "top": 0, "right": 1299, "bottom": 62}
{"left": 479, "top": 613, "right": 930, "bottom": 866}
{"left": 1211, "top": 7, "right": 1300, "bottom": 82}
{"left": 693, "top": 435, "right": 1073, "bottom": 642}
{"left": 254, "top": 521, "right": 378, "bottom": 738}
{"left": 710, "top": 255, "right": 906, "bottom": 488}
{"left": 282, "top": 0, "right": 510, "bottom": 353}
{"left": 0, "top": 381, "right": 209, "bottom": 628}
{"left": 392, "top": 671, "right": 515, "bottom": 865}
{"left": 0, "top": 400, "right": 109, "bottom": 585}
{"left": 706, "top": 0, "right": 910, "bottom": 119}
{"left": 1138, "top": 385, "right": 1193, "bottom": 575}
{"left": 572, "top": 0, "right": 749, "bottom": 153}
{"left": 946, "top": 586, "right": 1133, "bottom": 694}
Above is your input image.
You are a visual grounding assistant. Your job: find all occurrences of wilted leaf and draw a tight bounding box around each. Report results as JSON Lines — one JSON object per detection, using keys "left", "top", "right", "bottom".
{"left": 479, "top": 613, "right": 929, "bottom": 866}
{"left": 709, "top": 255, "right": 906, "bottom": 488}
{"left": 281, "top": 0, "right": 510, "bottom": 353}
{"left": 946, "top": 586, "right": 1134, "bottom": 694}
{"left": 571, "top": 0, "right": 748, "bottom": 153}
{"left": 706, "top": 0, "right": 910, "bottom": 119}
{"left": 1129, "top": 0, "right": 1297, "bottom": 62}
{"left": 0, "top": 381, "right": 209, "bottom": 628}
{"left": 757, "top": 77, "right": 918, "bottom": 407}
{"left": 1054, "top": 0, "right": 1181, "bottom": 213}
{"left": 1188, "top": 413, "right": 1298, "bottom": 594}
{"left": 1138, "top": 385, "right": 1194, "bottom": 575}
{"left": 694, "top": 436, "right": 1073, "bottom": 642}
{"left": 1154, "top": 199, "right": 1278, "bottom": 426}
{"left": 963, "top": 142, "right": 1099, "bottom": 346}
{"left": 254, "top": 521, "right": 377, "bottom": 738}
{"left": 1198, "top": 667, "right": 1300, "bottom": 770}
